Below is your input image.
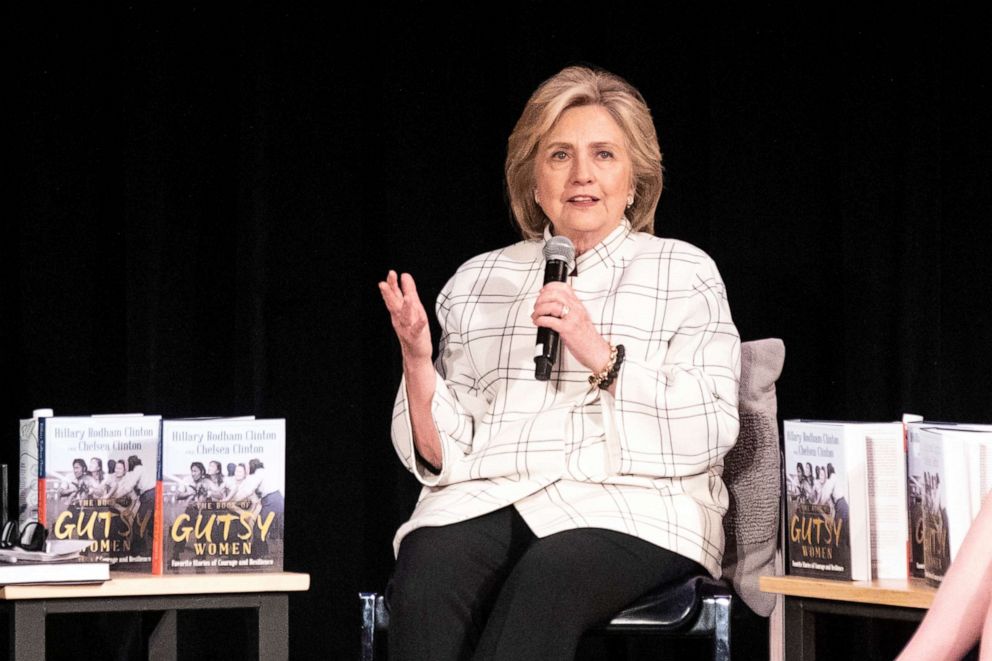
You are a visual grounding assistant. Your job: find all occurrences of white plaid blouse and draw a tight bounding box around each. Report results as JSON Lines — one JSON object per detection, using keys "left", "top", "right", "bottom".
{"left": 391, "top": 220, "right": 741, "bottom": 577}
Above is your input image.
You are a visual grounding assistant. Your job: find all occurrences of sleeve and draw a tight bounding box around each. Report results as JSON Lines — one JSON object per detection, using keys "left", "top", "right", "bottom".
{"left": 601, "top": 255, "right": 741, "bottom": 478}
{"left": 390, "top": 275, "right": 490, "bottom": 487}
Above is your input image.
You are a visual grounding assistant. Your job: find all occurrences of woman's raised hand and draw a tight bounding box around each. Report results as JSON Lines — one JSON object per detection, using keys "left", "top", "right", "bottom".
{"left": 531, "top": 281, "right": 612, "bottom": 374}
{"left": 379, "top": 270, "right": 432, "bottom": 362}
{"left": 379, "top": 270, "right": 442, "bottom": 468}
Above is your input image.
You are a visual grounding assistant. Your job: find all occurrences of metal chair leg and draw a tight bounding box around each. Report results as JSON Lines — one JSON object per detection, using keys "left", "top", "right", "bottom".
{"left": 711, "top": 594, "right": 732, "bottom": 661}
{"left": 360, "top": 592, "right": 378, "bottom": 661}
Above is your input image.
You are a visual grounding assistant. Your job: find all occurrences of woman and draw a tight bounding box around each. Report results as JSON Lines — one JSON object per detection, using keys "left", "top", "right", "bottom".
{"left": 101, "top": 458, "right": 135, "bottom": 544}
{"left": 795, "top": 462, "right": 812, "bottom": 503}
{"left": 226, "top": 463, "right": 260, "bottom": 503}
{"left": 379, "top": 65, "right": 740, "bottom": 661}
{"left": 176, "top": 462, "right": 210, "bottom": 504}
{"left": 818, "top": 462, "right": 847, "bottom": 525}
{"left": 89, "top": 457, "right": 105, "bottom": 486}
{"left": 208, "top": 460, "right": 225, "bottom": 489}
{"left": 101, "top": 458, "right": 127, "bottom": 497}
{"left": 57, "top": 458, "right": 97, "bottom": 509}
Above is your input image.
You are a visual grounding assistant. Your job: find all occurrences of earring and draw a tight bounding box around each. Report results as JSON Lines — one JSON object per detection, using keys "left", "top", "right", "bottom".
{"left": 626, "top": 194, "right": 634, "bottom": 208}
{"left": 534, "top": 190, "right": 541, "bottom": 204}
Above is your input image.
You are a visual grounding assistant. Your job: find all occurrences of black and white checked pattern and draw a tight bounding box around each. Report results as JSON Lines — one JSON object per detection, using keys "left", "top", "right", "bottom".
{"left": 391, "top": 220, "right": 741, "bottom": 577}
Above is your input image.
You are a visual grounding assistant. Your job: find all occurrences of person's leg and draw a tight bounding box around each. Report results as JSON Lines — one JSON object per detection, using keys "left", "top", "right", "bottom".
{"left": 898, "top": 491, "right": 992, "bottom": 661}
{"left": 473, "top": 528, "right": 705, "bottom": 661}
{"left": 981, "top": 602, "right": 992, "bottom": 661}
{"left": 387, "top": 507, "right": 535, "bottom": 661}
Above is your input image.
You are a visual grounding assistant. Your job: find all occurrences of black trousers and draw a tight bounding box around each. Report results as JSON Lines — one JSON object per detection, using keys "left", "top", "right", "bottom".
{"left": 387, "top": 506, "right": 704, "bottom": 661}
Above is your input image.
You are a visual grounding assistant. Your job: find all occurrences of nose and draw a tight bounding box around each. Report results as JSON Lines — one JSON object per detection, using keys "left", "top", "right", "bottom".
{"left": 570, "top": 152, "right": 594, "bottom": 184}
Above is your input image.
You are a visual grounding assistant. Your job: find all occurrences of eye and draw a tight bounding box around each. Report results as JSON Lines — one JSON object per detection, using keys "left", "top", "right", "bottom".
{"left": 551, "top": 150, "right": 569, "bottom": 160}
{"left": 596, "top": 150, "right": 614, "bottom": 159}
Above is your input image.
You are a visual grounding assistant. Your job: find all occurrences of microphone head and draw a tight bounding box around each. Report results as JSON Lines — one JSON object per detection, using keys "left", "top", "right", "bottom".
{"left": 543, "top": 235, "right": 575, "bottom": 272}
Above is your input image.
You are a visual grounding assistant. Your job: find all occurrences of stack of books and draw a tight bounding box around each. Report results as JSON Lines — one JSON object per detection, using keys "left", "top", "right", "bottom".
{"left": 783, "top": 417, "right": 991, "bottom": 585}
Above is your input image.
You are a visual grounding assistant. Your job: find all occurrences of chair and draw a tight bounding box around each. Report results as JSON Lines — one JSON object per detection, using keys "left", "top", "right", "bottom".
{"left": 361, "top": 338, "right": 785, "bottom": 660}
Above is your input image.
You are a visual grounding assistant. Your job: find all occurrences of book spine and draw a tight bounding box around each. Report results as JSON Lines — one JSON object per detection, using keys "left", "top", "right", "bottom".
{"left": 152, "top": 481, "right": 163, "bottom": 575}
{"left": 38, "top": 419, "right": 47, "bottom": 525}
{"left": 1, "top": 463, "right": 8, "bottom": 529}
{"left": 153, "top": 418, "right": 164, "bottom": 575}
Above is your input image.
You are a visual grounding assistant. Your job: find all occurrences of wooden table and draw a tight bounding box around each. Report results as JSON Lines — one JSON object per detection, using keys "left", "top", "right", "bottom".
{"left": 0, "top": 571, "right": 310, "bottom": 661}
{"left": 761, "top": 575, "right": 935, "bottom": 661}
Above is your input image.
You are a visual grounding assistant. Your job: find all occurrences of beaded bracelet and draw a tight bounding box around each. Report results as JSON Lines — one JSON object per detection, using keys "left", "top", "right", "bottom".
{"left": 589, "top": 344, "right": 625, "bottom": 389}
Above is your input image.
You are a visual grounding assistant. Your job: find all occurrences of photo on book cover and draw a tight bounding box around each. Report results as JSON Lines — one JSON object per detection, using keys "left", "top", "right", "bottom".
{"left": 921, "top": 467, "right": 950, "bottom": 583}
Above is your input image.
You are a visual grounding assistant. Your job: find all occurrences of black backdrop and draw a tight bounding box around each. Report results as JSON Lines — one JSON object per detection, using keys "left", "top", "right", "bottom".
{"left": 8, "top": 6, "right": 992, "bottom": 659}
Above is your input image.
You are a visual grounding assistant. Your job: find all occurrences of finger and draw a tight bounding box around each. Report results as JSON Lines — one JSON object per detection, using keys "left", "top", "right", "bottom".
{"left": 536, "top": 285, "right": 579, "bottom": 309}
{"left": 379, "top": 278, "right": 403, "bottom": 312}
{"left": 399, "top": 275, "right": 427, "bottom": 316}
{"left": 533, "top": 291, "right": 568, "bottom": 312}
{"left": 540, "top": 281, "right": 574, "bottom": 297}
{"left": 386, "top": 270, "right": 403, "bottom": 298}
{"left": 379, "top": 270, "right": 402, "bottom": 302}
{"left": 531, "top": 302, "right": 568, "bottom": 322}
{"left": 399, "top": 273, "right": 420, "bottom": 300}
{"left": 533, "top": 315, "right": 564, "bottom": 334}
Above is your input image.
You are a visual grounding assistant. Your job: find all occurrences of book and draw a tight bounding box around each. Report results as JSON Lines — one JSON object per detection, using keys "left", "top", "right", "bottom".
{"left": 0, "top": 539, "right": 94, "bottom": 563}
{"left": 914, "top": 425, "right": 992, "bottom": 586}
{"left": 784, "top": 420, "right": 908, "bottom": 581}
{"left": 0, "top": 559, "right": 110, "bottom": 586}
{"left": 18, "top": 409, "right": 52, "bottom": 527}
{"left": 159, "top": 418, "right": 285, "bottom": 574}
{"left": 1, "top": 462, "right": 8, "bottom": 530}
{"left": 906, "top": 422, "right": 992, "bottom": 579}
{"left": 19, "top": 412, "right": 162, "bottom": 572}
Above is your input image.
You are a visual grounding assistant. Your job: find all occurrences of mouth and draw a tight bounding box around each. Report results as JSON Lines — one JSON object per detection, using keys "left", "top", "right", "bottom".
{"left": 567, "top": 195, "right": 600, "bottom": 204}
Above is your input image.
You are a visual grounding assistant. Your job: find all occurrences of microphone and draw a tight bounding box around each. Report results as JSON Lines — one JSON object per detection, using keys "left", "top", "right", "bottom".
{"left": 534, "top": 236, "right": 575, "bottom": 381}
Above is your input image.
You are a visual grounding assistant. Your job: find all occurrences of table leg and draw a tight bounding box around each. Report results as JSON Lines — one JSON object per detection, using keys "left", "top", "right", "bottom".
{"left": 784, "top": 597, "right": 816, "bottom": 661}
{"left": 148, "top": 609, "right": 178, "bottom": 661}
{"left": 10, "top": 600, "right": 46, "bottom": 661}
{"left": 257, "top": 593, "right": 288, "bottom": 661}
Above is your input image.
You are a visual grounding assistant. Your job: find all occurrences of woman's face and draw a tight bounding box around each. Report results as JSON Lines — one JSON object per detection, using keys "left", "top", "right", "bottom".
{"left": 115, "top": 462, "right": 126, "bottom": 477}
{"left": 191, "top": 465, "right": 203, "bottom": 480}
{"left": 235, "top": 465, "right": 246, "bottom": 481}
{"left": 209, "top": 461, "right": 221, "bottom": 475}
{"left": 89, "top": 459, "right": 101, "bottom": 472}
{"left": 534, "top": 104, "right": 632, "bottom": 250}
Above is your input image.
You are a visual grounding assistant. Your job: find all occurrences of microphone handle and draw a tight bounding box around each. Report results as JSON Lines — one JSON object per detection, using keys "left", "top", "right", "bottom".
{"left": 534, "top": 259, "right": 570, "bottom": 381}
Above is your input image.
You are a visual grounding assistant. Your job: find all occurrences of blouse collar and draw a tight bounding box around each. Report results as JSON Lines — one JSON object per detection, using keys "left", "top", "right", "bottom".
{"left": 542, "top": 218, "right": 632, "bottom": 276}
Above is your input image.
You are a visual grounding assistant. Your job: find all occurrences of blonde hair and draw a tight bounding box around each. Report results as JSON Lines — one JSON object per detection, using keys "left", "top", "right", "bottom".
{"left": 505, "top": 66, "right": 663, "bottom": 240}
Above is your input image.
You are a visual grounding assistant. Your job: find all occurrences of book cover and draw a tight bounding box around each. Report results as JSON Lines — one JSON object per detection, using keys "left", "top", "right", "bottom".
{"left": 35, "top": 415, "right": 162, "bottom": 572}
{"left": 784, "top": 420, "right": 872, "bottom": 581}
{"left": 908, "top": 422, "right": 992, "bottom": 580}
{"left": 905, "top": 423, "right": 927, "bottom": 578}
{"left": 916, "top": 426, "right": 957, "bottom": 587}
{"left": 159, "top": 418, "right": 285, "bottom": 574}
